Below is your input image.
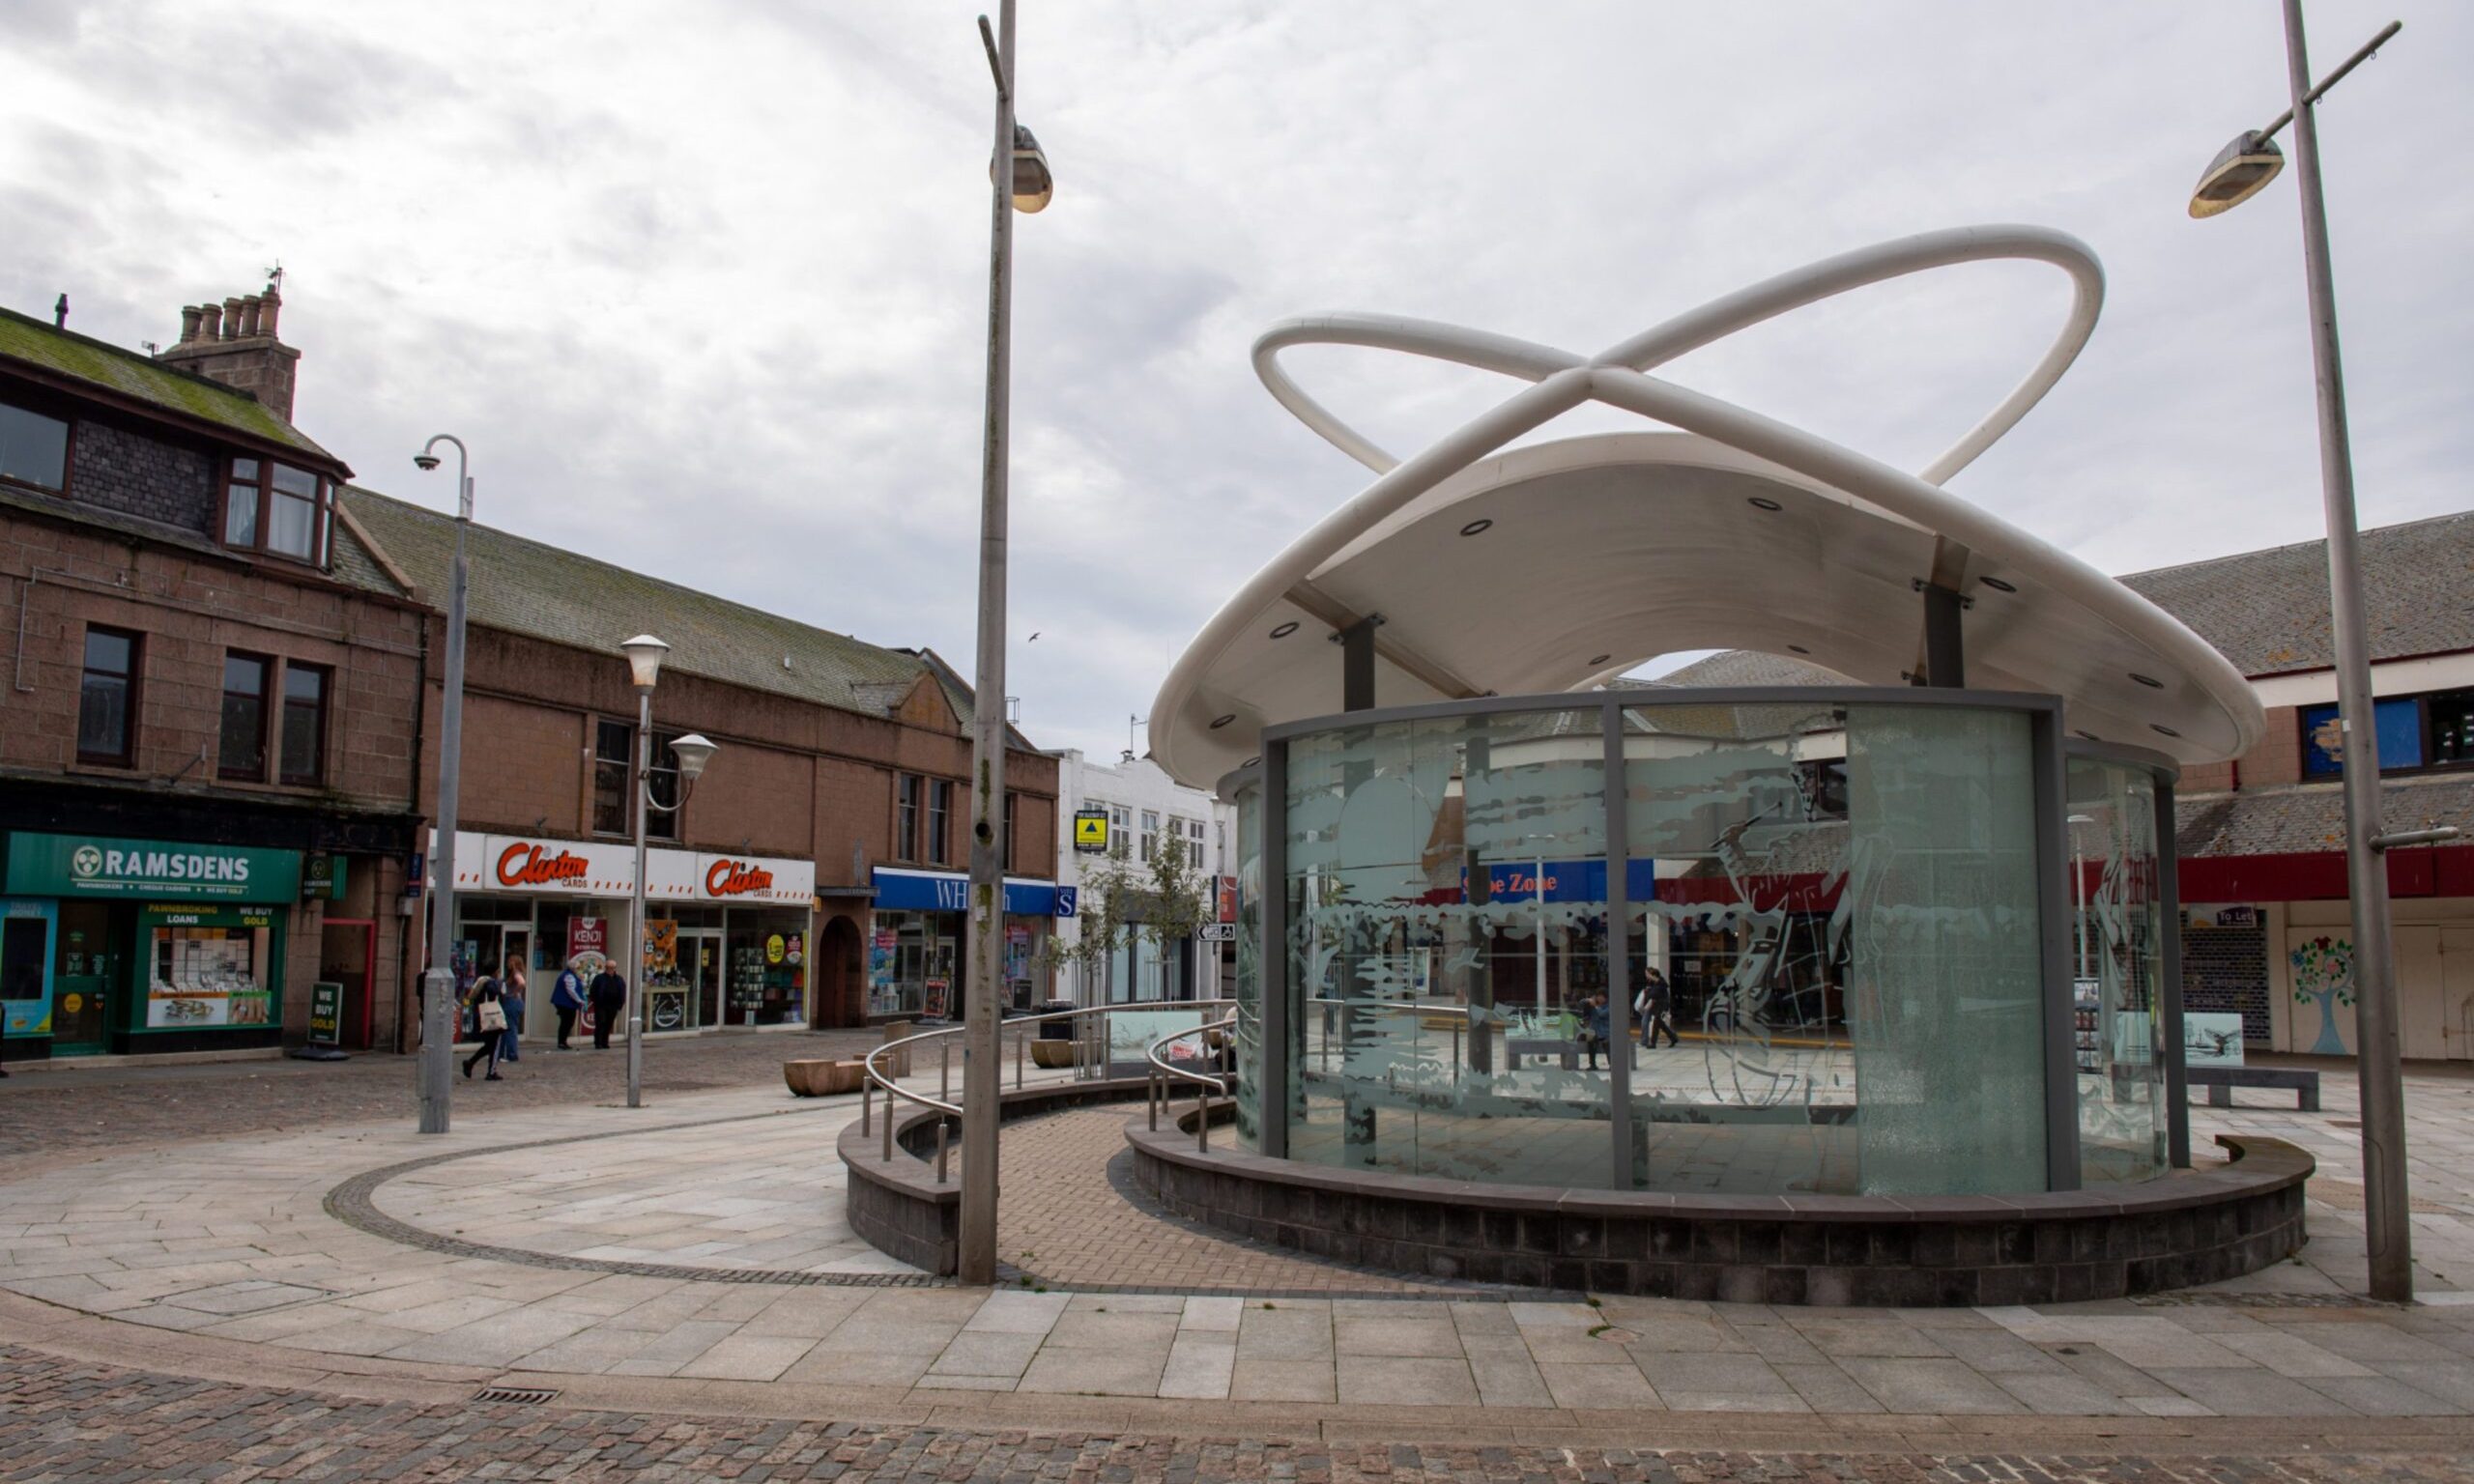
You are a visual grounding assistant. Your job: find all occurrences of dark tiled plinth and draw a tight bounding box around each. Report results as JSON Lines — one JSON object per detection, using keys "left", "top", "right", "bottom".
{"left": 1124, "top": 1113, "right": 2311, "bottom": 1306}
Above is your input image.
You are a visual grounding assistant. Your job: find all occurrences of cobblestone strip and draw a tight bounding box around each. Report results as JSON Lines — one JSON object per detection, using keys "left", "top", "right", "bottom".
{"left": 323, "top": 1104, "right": 948, "bottom": 1289}
{"left": 3, "top": 1344, "right": 2469, "bottom": 1483}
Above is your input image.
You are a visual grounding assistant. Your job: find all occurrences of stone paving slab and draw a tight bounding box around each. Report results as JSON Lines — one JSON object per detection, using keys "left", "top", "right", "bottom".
{"left": 4, "top": 1049, "right": 2474, "bottom": 1442}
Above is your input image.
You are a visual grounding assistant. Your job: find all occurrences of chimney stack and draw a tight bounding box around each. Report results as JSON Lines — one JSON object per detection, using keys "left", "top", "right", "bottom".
{"left": 156, "top": 282, "right": 304, "bottom": 421}
{"left": 52, "top": 294, "right": 67, "bottom": 328}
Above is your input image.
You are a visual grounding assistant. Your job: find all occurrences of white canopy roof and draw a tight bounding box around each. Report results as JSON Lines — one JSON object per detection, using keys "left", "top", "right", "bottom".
{"left": 1149, "top": 226, "right": 2266, "bottom": 788}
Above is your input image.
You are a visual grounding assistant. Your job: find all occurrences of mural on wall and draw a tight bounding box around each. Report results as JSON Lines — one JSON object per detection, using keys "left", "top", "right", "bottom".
{"left": 2290, "top": 935, "right": 2356, "bottom": 1055}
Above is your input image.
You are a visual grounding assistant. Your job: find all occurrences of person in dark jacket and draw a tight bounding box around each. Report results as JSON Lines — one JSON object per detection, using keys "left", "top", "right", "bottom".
{"left": 550, "top": 960, "right": 587, "bottom": 1049}
{"left": 462, "top": 977, "right": 509, "bottom": 1081}
{"left": 1580, "top": 991, "right": 1612, "bottom": 1070}
{"left": 589, "top": 963, "right": 628, "bottom": 1051}
{"left": 1636, "top": 965, "right": 1679, "bottom": 1048}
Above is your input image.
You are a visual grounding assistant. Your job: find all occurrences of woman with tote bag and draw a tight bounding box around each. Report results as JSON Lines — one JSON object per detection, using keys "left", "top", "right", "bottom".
{"left": 462, "top": 977, "right": 510, "bottom": 1081}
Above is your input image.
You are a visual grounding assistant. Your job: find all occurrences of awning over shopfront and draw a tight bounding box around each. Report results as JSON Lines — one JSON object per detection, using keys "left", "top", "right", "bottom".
{"left": 871, "top": 868, "right": 1076, "bottom": 917}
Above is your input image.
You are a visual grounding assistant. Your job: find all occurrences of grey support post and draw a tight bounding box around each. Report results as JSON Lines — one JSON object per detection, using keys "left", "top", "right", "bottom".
{"left": 2157, "top": 775, "right": 2191, "bottom": 1169}
{"left": 1601, "top": 697, "right": 1634, "bottom": 1188}
{"left": 2030, "top": 703, "right": 2082, "bottom": 1191}
{"left": 1259, "top": 739, "right": 1290, "bottom": 1158}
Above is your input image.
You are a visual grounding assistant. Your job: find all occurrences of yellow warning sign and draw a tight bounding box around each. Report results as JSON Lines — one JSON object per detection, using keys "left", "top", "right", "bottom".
{"left": 1073, "top": 810, "right": 1109, "bottom": 853}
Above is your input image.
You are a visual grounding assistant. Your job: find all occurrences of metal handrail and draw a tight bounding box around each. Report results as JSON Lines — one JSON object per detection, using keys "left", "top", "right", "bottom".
{"left": 1146, "top": 1013, "right": 1237, "bottom": 1096}
{"left": 863, "top": 997, "right": 1235, "bottom": 1119}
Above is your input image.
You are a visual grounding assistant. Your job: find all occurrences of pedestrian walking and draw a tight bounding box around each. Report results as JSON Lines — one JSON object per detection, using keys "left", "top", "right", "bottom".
{"left": 462, "top": 976, "right": 509, "bottom": 1081}
{"left": 1636, "top": 964, "right": 1680, "bottom": 1049}
{"left": 1580, "top": 990, "right": 1612, "bottom": 1070}
{"left": 551, "top": 960, "right": 586, "bottom": 1049}
{"left": 589, "top": 961, "right": 627, "bottom": 1051}
{"left": 498, "top": 955, "right": 527, "bottom": 1064}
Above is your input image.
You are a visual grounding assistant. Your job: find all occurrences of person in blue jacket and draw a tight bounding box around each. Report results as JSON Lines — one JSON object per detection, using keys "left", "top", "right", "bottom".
{"left": 550, "top": 958, "right": 587, "bottom": 1050}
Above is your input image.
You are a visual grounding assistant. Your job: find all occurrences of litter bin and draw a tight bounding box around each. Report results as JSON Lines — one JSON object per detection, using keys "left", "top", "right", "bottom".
{"left": 1035, "top": 1000, "right": 1078, "bottom": 1040}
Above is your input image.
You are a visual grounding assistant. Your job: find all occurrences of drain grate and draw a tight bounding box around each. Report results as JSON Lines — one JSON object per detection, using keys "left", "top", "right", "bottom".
{"left": 474, "top": 1385, "right": 561, "bottom": 1406}
{"left": 2132, "top": 1291, "right": 2401, "bottom": 1310}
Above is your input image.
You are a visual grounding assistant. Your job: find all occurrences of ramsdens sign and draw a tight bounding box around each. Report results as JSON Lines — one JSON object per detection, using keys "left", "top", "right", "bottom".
{"left": 5, "top": 832, "right": 302, "bottom": 902}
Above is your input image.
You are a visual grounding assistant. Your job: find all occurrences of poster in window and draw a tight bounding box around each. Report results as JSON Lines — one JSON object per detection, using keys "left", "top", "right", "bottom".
{"left": 2300, "top": 698, "right": 2421, "bottom": 776}
{"left": 146, "top": 909, "right": 273, "bottom": 1027}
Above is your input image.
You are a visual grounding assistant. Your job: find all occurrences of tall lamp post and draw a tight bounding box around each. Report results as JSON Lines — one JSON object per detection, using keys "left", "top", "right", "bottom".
{"left": 960, "top": 0, "right": 1055, "bottom": 1286}
{"left": 2188, "top": 7, "right": 2451, "bottom": 1302}
{"left": 412, "top": 436, "right": 472, "bottom": 1135}
{"left": 618, "top": 634, "right": 717, "bottom": 1111}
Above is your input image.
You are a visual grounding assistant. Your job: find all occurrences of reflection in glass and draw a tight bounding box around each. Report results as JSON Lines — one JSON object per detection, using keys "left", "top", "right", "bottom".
{"left": 2070, "top": 757, "right": 2169, "bottom": 1183}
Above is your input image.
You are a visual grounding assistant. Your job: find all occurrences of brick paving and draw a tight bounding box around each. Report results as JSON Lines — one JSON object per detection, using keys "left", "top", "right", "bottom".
{"left": 998, "top": 1107, "right": 1471, "bottom": 1295}
{"left": 3, "top": 1343, "right": 2471, "bottom": 1482}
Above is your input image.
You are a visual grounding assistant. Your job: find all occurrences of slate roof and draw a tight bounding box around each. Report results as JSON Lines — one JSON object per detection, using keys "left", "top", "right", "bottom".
{"left": 2120, "top": 510, "right": 2474, "bottom": 676}
{"left": 1642, "top": 650, "right": 1850, "bottom": 690}
{"left": 0, "top": 307, "right": 335, "bottom": 463}
{"left": 2177, "top": 775, "right": 2474, "bottom": 859}
{"left": 342, "top": 487, "right": 993, "bottom": 728}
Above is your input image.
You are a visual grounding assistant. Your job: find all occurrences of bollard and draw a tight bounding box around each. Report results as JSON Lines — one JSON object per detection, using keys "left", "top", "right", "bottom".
{"left": 882, "top": 1097, "right": 894, "bottom": 1160}
{"left": 862, "top": 1079, "right": 872, "bottom": 1135}
{"left": 1195, "top": 1085, "right": 1210, "bottom": 1153}
{"left": 935, "top": 1119, "right": 950, "bottom": 1184}
{"left": 1016, "top": 1026, "right": 1025, "bottom": 1091}
{"left": 940, "top": 1036, "right": 951, "bottom": 1103}
{"left": 1148, "top": 1074, "right": 1159, "bottom": 1131}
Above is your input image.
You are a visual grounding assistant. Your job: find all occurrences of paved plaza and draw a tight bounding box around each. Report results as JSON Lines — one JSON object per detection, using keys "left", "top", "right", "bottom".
{"left": 1, "top": 1042, "right": 2472, "bottom": 1477}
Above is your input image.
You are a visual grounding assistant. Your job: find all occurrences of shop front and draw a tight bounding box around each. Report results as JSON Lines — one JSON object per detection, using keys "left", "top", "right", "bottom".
{"left": 866, "top": 868, "right": 1071, "bottom": 1021}
{"left": 436, "top": 832, "right": 815, "bottom": 1037}
{"left": 1, "top": 831, "right": 302, "bottom": 1057}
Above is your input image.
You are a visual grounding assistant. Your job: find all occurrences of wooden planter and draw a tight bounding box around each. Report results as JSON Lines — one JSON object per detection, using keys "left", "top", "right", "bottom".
{"left": 785, "top": 1059, "right": 866, "bottom": 1097}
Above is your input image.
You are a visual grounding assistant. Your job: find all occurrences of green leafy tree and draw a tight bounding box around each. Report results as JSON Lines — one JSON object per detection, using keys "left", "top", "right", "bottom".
{"left": 1046, "top": 830, "right": 1210, "bottom": 1002}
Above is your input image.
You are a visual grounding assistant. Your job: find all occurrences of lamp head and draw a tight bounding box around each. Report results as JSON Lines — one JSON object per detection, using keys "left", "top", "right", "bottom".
{"left": 413, "top": 453, "right": 441, "bottom": 471}
{"left": 2189, "top": 130, "right": 2286, "bottom": 218}
{"left": 669, "top": 732, "right": 718, "bottom": 785}
{"left": 994, "top": 124, "right": 1054, "bottom": 213}
{"left": 620, "top": 633, "right": 671, "bottom": 689}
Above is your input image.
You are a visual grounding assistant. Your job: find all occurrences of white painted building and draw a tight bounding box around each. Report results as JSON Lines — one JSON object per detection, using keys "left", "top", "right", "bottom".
{"left": 1049, "top": 749, "right": 1236, "bottom": 1005}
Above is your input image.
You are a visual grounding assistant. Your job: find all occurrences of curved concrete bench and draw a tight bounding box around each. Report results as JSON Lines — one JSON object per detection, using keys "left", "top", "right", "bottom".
{"left": 1125, "top": 1115, "right": 2312, "bottom": 1306}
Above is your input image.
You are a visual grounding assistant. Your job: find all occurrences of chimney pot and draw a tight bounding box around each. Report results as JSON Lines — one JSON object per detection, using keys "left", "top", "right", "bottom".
{"left": 257, "top": 288, "right": 280, "bottom": 339}
{"left": 221, "top": 297, "right": 244, "bottom": 340}
{"left": 178, "top": 305, "right": 202, "bottom": 345}
{"left": 239, "top": 295, "right": 262, "bottom": 338}
{"left": 198, "top": 302, "right": 223, "bottom": 339}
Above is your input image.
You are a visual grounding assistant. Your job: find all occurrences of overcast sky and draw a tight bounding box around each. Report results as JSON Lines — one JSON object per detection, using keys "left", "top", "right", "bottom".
{"left": 5, "top": 2, "right": 2468, "bottom": 761}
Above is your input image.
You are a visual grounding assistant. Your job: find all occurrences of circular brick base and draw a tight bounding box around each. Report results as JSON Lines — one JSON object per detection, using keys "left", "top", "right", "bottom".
{"left": 1126, "top": 1116, "right": 2312, "bottom": 1306}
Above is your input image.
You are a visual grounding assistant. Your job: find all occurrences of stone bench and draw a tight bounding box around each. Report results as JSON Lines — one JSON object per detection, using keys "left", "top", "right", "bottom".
{"left": 1505, "top": 1037, "right": 1580, "bottom": 1071}
{"left": 784, "top": 1059, "right": 865, "bottom": 1098}
{"left": 2188, "top": 1065, "right": 2320, "bottom": 1111}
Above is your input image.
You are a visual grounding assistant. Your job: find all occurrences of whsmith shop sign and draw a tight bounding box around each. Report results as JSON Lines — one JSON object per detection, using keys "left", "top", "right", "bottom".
{"left": 4, "top": 833, "right": 302, "bottom": 902}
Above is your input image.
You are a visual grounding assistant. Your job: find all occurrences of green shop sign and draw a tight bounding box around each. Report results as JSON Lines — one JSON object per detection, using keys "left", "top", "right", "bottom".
{"left": 5, "top": 833, "right": 302, "bottom": 902}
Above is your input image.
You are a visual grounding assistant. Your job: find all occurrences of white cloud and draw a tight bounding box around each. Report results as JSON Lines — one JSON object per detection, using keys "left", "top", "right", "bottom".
{"left": 5, "top": 1, "right": 2468, "bottom": 759}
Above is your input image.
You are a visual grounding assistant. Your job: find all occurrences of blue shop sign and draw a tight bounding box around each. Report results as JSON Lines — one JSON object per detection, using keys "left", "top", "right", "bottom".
{"left": 1464, "top": 858, "right": 1658, "bottom": 903}
{"left": 872, "top": 868, "right": 1073, "bottom": 917}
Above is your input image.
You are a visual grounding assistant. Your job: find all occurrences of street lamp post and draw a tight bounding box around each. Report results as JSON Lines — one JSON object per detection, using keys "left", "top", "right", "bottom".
{"left": 960, "top": 0, "right": 1055, "bottom": 1287}
{"left": 413, "top": 436, "right": 473, "bottom": 1135}
{"left": 618, "top": 634, "right": 717, "bottom": 1111}
{"left": 2188, "top": 7, "right": 2450, "bottom": 1302}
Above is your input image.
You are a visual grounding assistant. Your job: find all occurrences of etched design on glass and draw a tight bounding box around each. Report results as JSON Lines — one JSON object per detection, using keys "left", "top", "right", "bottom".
{"left": 2070, "top": 758, "right": 2169, "bottom": 1183}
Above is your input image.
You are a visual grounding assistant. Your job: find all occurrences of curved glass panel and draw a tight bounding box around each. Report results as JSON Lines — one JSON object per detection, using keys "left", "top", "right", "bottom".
{"left": 1260, "top": 692, "right": 2086, "bottom": 1197}
{"left": 1231, "top": 778, "right": 1263, "bottom": 1152}
{"left": 2069, "top": 757, "right": 2169, "bottom": 1184}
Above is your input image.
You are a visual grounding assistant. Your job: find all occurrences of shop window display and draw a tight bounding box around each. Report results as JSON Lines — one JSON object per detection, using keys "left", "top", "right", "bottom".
{"left": 146, "top": 908, "right": 275, "bottom": 1028}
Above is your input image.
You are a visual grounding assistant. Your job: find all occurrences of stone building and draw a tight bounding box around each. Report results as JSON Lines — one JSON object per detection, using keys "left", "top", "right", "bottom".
{"left": 0, "top": 291, "right": 424, "bottom": 1058}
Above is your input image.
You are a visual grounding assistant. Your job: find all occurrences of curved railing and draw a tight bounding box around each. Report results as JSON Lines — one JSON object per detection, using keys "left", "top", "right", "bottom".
{"left": 860, "top": 999, "right": 1235, "bottom": 1180}
{"left": 1145, "top": 1011, "right": 1238, "bottom": 1152}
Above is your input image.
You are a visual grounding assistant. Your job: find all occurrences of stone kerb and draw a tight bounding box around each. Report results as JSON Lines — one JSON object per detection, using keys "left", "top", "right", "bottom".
{"left": 1126, "top": 1118, "right": 2312, "bottom": 1306}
